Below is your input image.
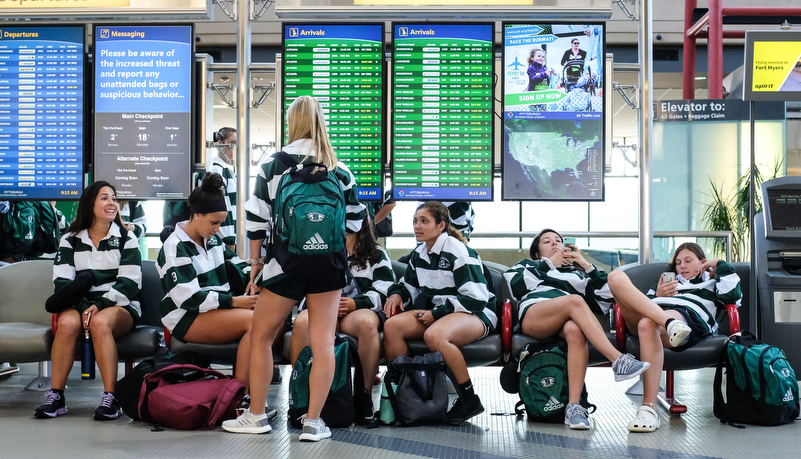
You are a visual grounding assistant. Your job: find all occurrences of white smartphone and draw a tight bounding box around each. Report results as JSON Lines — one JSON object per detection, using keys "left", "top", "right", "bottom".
{"left": 662, "top": 272, "right": 675, "bottom": 283}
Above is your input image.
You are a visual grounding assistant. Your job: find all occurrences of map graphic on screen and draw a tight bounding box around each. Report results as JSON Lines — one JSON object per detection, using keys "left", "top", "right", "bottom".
{"left": 502, "top": 23, "right": 605, "bottom": 201}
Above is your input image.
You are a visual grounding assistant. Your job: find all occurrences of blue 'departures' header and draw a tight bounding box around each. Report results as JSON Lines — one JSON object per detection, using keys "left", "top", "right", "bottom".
{"left": 0, "top": 26, "right": 83, "bottom": 45}
{"left": 284, "top": 24, "right": 383, "bottom": 42}
{"left": 394, "top": 23, "right": 492, "bottom": 43}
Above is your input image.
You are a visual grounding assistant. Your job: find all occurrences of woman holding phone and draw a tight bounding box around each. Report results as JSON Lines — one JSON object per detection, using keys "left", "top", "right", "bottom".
{"left": 608, "top": 242, "right": 739, "bottom": 432}
{"left": 504, "top": 229, "right": 649, "bottom": 430}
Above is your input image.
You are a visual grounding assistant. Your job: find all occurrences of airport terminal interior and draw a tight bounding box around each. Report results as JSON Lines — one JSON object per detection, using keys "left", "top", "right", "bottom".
{"left": 2, "top": 1, "right": 801, "bottom": 458}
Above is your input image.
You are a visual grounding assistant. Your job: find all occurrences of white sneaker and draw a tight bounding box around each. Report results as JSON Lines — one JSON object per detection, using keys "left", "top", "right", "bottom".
{"left": 299, "top": 416, "right": 331, "bottom": 442}
{"left": 627, "top": 405, "right": 660, "bottom": 432}
{"left": 222, "top": 408, "right": 272, "bottom": 434}
{"left": 667, "top": 320, "right": 692, "bottom": 348}
{"left": 611, "top": 353, "right": 650, "bottom": 382}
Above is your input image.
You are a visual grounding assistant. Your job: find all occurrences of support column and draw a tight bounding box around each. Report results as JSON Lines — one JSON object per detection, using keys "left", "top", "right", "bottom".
{"left": 682, "top": 0, "right": 697, "bottom": 99}
{"left": 236, "top": 0, "right": 252, "bottom": 258}
{"left": 708, "top": 0, "right": 723, "bottom": 99}
{"left": 639, "top": 0, "right": 654, "bottom": 263}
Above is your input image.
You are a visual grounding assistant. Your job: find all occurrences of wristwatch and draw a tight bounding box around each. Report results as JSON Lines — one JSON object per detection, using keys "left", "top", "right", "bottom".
{"left": 246, "top": 257, "right": 265, "bottom": 265}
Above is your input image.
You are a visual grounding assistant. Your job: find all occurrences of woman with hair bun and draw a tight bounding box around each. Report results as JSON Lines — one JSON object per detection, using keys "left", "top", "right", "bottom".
{"left": 382, "top": 200, "right": 497, "bottom": 424}
{"left": 156, "top": 172, "right": 263, "bottom": 410}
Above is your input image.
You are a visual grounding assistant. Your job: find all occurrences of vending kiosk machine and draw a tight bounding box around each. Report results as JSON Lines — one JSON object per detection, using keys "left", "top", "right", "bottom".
{"left": 755, "top": 176, "right": 801, "bottom": 368}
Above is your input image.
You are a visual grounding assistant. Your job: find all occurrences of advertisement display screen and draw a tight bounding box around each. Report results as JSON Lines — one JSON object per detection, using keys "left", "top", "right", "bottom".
{"left": 0, "top": 26, "right": 84, "bottom": 200}
{"left": 283, "top": 24, "right": 384, "bottom": 201}
{"left": 744, "top": 31, "right": 801, "bottom": 102}
{"left": 391, "top": 23, "right": 494, "bottom": 201}
{"left": 502, "top": 23, "right": 605, "bottom": 201}
{"left": 93, "top": 25, "right": 193, "bottom": 199}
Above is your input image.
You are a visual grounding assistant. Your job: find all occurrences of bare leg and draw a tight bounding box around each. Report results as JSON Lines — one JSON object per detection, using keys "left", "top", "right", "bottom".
{"left": 339, "top": 309, "right": 381, "bottom": 390}
{"left": 183, "top": 308, "right": 254, "bottom": 387}
{"left": 521, "top": 295, "right": 622, "bottom": 363}
{"left": 89, "top": 306, "right": 134, "bottom": 393}
{"left": 562, "top": 320, "right": 589, "bottom": 405}
{"left": 608, "top": 270, "right": 675, "bottom": 327}
{"left": 423, "top": 313, "right": 484, "bottom": 384}
{"left": 50, "top": 310, "right": 82, "bottom": 391}
{"left": 289, "top": 309, "right": 310, "bottom": 365}
{"left": 382, "top": 310, "right": 427, "bottom": 363}
{"left": 304, "top": 290, "right": 342, "bottom": 420}
{"left": 248, "top": 289, "right": 297, "bottom": 416}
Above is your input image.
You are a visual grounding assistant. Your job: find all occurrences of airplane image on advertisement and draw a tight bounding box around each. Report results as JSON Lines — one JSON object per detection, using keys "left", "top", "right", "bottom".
{"left": 508, "top": 56, "right": 525, "bottom": 70}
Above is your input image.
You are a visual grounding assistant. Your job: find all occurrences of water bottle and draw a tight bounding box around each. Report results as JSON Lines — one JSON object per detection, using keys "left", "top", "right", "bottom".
{"left": 81, "top": 330, "right": 95, "bottom": 380}
{"left": 379, "top": 379, "right": 395, "bottom": 425}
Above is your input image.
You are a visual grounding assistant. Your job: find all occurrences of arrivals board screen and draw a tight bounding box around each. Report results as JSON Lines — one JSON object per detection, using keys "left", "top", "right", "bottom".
{"left": 0, "top": 26, "right": 84, "bottom": 200}
{"left": 391, "top": 23, "right": 494, "bottom": 201}
{"left": 502, "top": 23, "right": 605, "bottom": 201}
{"left": 93, "top": 25, "right": 193, "bottom": 200}
{"left": 283, "top": 24, "right": 385, "bottom": 201}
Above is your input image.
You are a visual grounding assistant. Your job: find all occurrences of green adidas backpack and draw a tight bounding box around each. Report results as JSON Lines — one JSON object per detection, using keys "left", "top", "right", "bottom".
{"left": 514, "top": 341, "right": 590, "bottom": 422}
{"left": 271, "top": 151, "right": 347, "bottom": 274}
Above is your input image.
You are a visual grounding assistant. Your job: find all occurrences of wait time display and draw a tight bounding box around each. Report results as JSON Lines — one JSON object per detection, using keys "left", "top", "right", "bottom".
{"left": 391, "top": 23, "right": 494, "bottom": 201}
{"left": 283, "top": 24, "right": 385, "bottom": 201}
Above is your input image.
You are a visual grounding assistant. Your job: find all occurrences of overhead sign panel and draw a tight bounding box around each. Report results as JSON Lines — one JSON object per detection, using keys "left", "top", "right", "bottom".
{"left": 0, "top": 0, "right": 209, "bottom": 19}
{"left": 744, "top": 31, "right": 801, "bottom": 101}
{"left": 0, "top": 26, "right": 85, "bottom": 201}
{"left": 93, "top": 25, "right": 193, "bottom": 200}
{"left": 502, "top": 22, "right": 606, "bottom": 201}
{"left": 282, "top": 23, "right": 385, "bottom": 201}
{"left": 391, "top": 23, "right": 494, "bottom": 201}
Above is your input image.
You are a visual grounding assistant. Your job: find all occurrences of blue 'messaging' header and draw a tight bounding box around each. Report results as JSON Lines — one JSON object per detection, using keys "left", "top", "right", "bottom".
{"left": 95, "top": 25, "right": 191, "bottom": 44}
{"left": 284, "top": 24, "right": 383, "bottom": 42}
{"left": 394, "top": 24, "right": 492, "bottom": 42}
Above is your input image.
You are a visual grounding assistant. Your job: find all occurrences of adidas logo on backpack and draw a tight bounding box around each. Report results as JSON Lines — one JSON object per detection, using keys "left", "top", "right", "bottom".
{"left": 303, "top": 233, "right": 329, "bottom": 251}
{"left": 544, "top": 396, "right": 564, "bottom": 412}
{"left": 784, "top": 388, "right": 795, "bottom": 403}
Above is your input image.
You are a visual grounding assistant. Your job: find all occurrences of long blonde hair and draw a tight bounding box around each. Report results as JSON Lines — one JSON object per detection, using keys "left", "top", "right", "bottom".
{"left": 286, "top": 95, "right": 337, "bottom": 170}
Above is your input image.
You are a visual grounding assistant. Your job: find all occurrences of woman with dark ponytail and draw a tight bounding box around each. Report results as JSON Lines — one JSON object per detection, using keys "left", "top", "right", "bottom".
{"left": 382, "top": 201, "right": 496, "bottom": 424}
{"left": 156, "top": 173, "right": 266, "bottom": 412}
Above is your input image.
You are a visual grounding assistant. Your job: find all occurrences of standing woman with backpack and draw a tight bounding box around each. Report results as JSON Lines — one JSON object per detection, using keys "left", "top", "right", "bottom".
{"left": 35, "top": 181, "right": 142, "bottom": 420}
{"left": 382, "top": 201, "right": 497, "bottom": 424}
{"left": 223, "top": 95, "right": 366, "bottom": 441}
{"left": 503, "top": 229, "right": 650, "bottom": 430}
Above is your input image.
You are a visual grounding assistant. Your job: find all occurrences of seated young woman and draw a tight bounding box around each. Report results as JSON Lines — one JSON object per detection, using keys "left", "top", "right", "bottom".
{"left": 383, "top": 201, "right": 496, "bottom": 424}
{"left": 289, "top": 216, "right": 396, "bottom": 423}
{"left": 156, "top": 173, "right": 266, "bottom": 412}
{"left": 504, "top": 229, "right": 649, "bottom": 430}
{"left": 36, "top": 181, "right": 141, "bottom": 420}
{"left": 607, "top": 242, "right": 740, "bottom": 432}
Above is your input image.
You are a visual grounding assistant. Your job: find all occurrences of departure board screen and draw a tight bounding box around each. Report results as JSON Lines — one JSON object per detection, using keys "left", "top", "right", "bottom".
{"left": 283, "top": 24, "right": 384, "bottom": 201}
{"left": 0, "top": 26, "right": 84, "bottom": 200}
{"left": 391, "top": 23, "right": 494, "bottom": 201}
{"left": 93, "top": 25, "right": 193, "bottom": 200}
{"left": 502, "top": 23, "right": 605, "bottom": 201}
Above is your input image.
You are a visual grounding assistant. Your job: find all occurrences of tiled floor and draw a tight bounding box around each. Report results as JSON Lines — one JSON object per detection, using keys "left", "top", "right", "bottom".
{"left": 1, "top": 362, "right": 799, "bottom": 458}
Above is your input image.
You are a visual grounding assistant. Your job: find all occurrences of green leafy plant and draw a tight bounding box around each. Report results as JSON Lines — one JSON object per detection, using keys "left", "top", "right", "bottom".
{"left": 702, "top": 161, "right": 782, "bottom": 262}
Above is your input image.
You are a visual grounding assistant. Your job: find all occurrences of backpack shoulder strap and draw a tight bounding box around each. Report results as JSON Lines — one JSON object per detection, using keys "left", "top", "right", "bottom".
{"left": 207, "top": 378, "right": 245, "bottom": 427}
{"left": 273, "top": 151, "right": 298, "bottom": 170}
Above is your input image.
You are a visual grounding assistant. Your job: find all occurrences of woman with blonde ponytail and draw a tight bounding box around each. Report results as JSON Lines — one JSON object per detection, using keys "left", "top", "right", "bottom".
{"left": 224, "top": 95, "right": 366, "bottom": 441}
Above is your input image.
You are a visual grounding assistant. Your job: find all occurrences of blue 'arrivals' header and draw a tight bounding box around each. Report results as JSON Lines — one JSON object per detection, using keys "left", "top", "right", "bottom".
{"left": 284, "top": 24, "right": 383, "bottom": 42}
{"left": 394, "top": 24, "right": 492, "bottom": 43}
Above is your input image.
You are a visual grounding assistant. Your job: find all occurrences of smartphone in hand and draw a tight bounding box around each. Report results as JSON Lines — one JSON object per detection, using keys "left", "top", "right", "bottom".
{"left": 563, "top": 236, "right": 577, "bottom": 251}
{"left": 662, "top": 272, "right": 675, "bottom": 283}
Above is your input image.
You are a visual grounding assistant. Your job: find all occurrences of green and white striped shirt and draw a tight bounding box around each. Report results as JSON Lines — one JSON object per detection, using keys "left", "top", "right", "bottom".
{"left": 388, "top": 232, "right": 497, "bottom": 332}
{"left": 244, "top": 139, "right": 366, "bottom": 286}
{"left": 156, "top": 221, "right": 244, "bottom": 341}
{"left": 209, "top": 156, "right": 237, "bottom": 248}
{"left": 442, "top": 201, "right": 474, "bottom": 240}
{"left": 647, "top": 260, "right": 741, "bottom": 336}
{"left": 352, "top": 247, "right": 397, "bottom": 312}
{"left": 52, "top": 223, "right": 142, "bottom": 319}
{"left": 504, "top": 257, "right": 613, "bottom": 322}
{"left": 120, "top": 201, "right": 147, "bottom": 240}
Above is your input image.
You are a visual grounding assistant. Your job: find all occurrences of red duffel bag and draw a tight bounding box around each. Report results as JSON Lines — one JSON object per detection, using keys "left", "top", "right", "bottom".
{"left": 141, "top": 364, "right": 245, "bottom": 430}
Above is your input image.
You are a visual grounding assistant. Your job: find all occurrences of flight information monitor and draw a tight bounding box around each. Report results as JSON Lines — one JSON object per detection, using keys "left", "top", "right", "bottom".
{"left": 0, "top": 26, "right": 85, "bottom": 200}
{"left": 283, "top": 23, "right": 385, "bottom": 201}
{"left": 502, "top": 23, "right": 605, "bottom": 201}
{"left": 93, "top": 25, "right": 193, "bottom": 200}
{"left": 391, "top": 23, "right": 494, "bottom": 201}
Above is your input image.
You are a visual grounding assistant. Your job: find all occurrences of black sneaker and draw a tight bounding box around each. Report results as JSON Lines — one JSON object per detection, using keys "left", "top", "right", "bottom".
{"left": 446, "top": 395, "right": 484, "bottom": 424}
{"left": 239, "top": 395, "right": 278, "bottom": 420}
{"left": 355, "top": 390, "right": 375, "bottom": 425}
{"left": 271, "top": 366, "right": 282, "bottom": 385}
{"left": 34, "top": 390, "right": 67, "bottom": 418}
{"left": 93, "top": 392, "right": 122, "bottom": 421}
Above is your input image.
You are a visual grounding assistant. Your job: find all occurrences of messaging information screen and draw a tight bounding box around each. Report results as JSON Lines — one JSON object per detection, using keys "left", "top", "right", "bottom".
{"left": 391, "top": 23, "right": 493, "bottom": 201}
{"left": 0, "top": 26, "right": 84, "bottom": 200}
{"left": 283, "top": 24, "right": 384, "bottom": 200}
{"left": 93, "top": 25, "right": 192, "bottom": 199}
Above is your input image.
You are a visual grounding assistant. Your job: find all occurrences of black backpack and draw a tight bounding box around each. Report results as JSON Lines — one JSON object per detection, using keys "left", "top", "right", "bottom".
{"left": 116, "top": 352, "right": 212, "bottom": 422}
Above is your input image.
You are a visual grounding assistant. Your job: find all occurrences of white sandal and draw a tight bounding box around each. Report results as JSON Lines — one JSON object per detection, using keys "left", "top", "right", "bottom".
{"left": 627, "top": 405, "right": 660, "bottom": 432}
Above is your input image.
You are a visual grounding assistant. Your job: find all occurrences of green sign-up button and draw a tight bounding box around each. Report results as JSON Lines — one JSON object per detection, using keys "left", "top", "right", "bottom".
{"left": 505, "top": 90, "right": 565, "bottom": 106}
